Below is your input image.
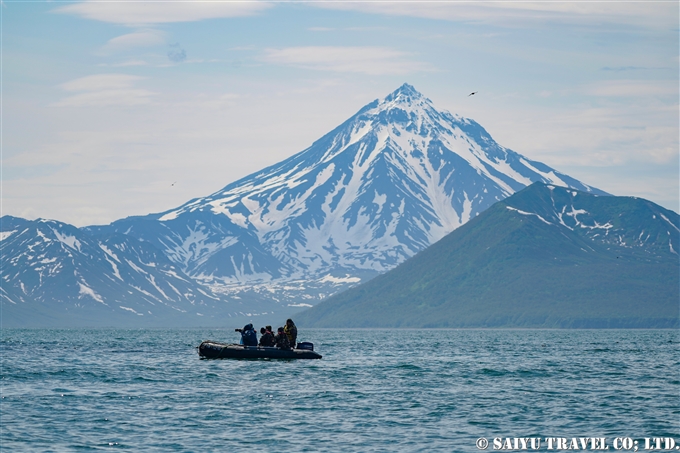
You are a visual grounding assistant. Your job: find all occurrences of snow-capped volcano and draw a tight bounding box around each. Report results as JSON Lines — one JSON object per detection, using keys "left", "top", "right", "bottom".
{"left": 89, "top": 84, "right": 605, "bottom": 290}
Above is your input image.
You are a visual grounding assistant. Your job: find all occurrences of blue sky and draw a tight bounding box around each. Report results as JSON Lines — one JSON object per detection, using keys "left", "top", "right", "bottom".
{"left": 3, "top": 1, "right": 678, "bottom": 226}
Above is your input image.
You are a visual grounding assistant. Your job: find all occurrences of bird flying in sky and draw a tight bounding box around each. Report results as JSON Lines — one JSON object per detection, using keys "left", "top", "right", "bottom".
{"left": 468, "top": 91, "right": 477, "bottom": 97}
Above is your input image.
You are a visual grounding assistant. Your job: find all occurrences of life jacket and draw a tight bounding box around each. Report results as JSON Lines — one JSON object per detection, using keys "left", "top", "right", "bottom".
{"left": 284, "top": 323, "right": 297, "bottom": 343}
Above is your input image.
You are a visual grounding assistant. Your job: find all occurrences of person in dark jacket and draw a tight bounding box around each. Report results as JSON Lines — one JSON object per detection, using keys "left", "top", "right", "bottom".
{"left": 284, "top": 318, "right": 297, "bottom": 349}
{"left": 274, "top": 327, "right": 290, "bottom": 350}
{"left": 259, "top": 327, "right": 275, "bottom": 347}
{"left": 235, "top": 323, "right": 258, "bottom": 346}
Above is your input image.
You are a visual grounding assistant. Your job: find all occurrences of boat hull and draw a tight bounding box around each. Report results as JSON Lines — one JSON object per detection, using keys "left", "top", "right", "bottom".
{"left": 198, "top": 341, "right": 322, "bottom": 360}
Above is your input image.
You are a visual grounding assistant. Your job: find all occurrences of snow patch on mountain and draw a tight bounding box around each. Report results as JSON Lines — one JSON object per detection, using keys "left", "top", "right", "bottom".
{"left": 0, "top": 230, "right": 16, "bottom": 241}
{"left": 120, "top": 306, "right": 144, "bottom": 315}
{"left": 78, "top": 281, "right": 105, "bottom": 304}
{"left": 54, "top": 230, "right": 81, "bottom": 252}
{"left": 660, "top": 213, "right": 680, "bottom": 232}
{"left": 318, "top": 274, "right": 362, "bottom": 284}
{"left": 506, "top": 206, "right": 553, "bottom": 225}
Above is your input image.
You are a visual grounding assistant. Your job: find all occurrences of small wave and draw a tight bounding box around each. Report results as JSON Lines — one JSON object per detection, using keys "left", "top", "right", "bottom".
{"left": 478, "top": 368, "right": 509, "bottom": 376}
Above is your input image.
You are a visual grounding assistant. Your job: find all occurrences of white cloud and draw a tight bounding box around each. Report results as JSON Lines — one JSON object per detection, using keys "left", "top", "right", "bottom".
{"left": 54, "top": 90, "right": 156, "bottom": 107}
{"left": 587, "top": 80, "right": 679, "bottom": 98}
{"left": 54, "top": 0, "right": 271, "bottom": 25}
{"left": 60, "top": 74, "right": 142, "bottom": 92}
{"left": 99, "top": 60, "right": 150, "bottom": 68}
{"left": 55, "top": 74, "right": 156, "bottom": 107}
{"left": 472, "top": 102, "right": 678, "bottom": 168}
{"left": 313, "top": 1, "right": 677, "bottom": 29}
{"left": 261, "top": 46, "right": 434, "bottom": 75}
{"left": 97, "top": 30, "right": 167, "bottom": 55}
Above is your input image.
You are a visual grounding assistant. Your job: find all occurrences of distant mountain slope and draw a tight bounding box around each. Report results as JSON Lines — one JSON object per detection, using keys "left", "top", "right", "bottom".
{"left": 295, "top": 184, "right": 679, "bottom": 328}
{"left": 0, "top": 216, "right": 235, "bottom": 327}
{"left": 86, "top": 84, "right": 605, "bottom": 295}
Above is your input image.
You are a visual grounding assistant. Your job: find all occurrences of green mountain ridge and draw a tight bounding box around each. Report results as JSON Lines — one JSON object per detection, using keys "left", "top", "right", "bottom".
{"left": 295, "top": 183, "right": 679, "bottom": 328}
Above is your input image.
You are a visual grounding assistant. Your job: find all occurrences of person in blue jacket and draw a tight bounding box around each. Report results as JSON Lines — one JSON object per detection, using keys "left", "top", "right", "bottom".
{"left": 235, "top": 323, "right": 258, "bottom": 346}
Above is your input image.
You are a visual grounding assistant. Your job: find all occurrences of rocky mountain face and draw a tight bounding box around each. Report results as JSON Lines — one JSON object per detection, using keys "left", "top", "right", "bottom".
{"left": 86, "top": 84, "right": 605, "bottom": 294}
{"left": 0, "top": 216, "right": 233, "bottom": 326}
{"left": 295, "top": 183, "right": 679, "bottom": 328}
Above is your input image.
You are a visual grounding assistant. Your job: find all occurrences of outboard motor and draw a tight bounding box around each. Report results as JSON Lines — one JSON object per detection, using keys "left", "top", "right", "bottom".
{"left": 296, "top": 342, "right": 314, "bottom": 351}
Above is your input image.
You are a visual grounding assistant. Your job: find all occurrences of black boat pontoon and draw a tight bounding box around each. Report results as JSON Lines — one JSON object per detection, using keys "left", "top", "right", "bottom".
{"left": 198, "top": 341, "right": 322, "bottom": 360}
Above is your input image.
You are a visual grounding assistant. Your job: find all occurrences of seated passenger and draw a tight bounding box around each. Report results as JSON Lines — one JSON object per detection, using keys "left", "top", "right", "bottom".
{"left": 274, "top": 327, "right": 290, "bottom": 350}
{"left": 235, "top": 323, "right": 258, "bottom": 346}
{"left": 259, "top": 327, "right": 275, "bottom": 347}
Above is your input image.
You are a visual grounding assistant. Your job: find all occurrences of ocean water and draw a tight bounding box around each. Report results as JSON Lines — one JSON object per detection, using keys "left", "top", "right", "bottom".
{"left": 1, "top": 329, "right": 678, "bottom": 452}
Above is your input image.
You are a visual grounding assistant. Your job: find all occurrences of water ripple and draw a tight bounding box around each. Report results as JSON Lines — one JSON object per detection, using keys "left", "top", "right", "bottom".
{"left": 1, "top": 329, "right": 678, "bottom": 452}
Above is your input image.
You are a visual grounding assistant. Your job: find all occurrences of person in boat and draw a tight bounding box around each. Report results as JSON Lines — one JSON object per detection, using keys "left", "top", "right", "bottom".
{"left": 284, "top": 318, "right": 298, "bottom": 349}
{"left": 259, "top": 327, "right": 275, "bottom": 347}
{"left": 274, "top": 327, "right": 291, "bottom": 350}
{"left": 235, "top": 323, "right": 258, "bottom": 346}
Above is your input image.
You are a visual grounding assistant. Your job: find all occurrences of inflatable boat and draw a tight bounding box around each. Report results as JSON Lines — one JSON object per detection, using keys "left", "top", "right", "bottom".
{"left": 198, "top": 340, "right": 322, "bottom": 360}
